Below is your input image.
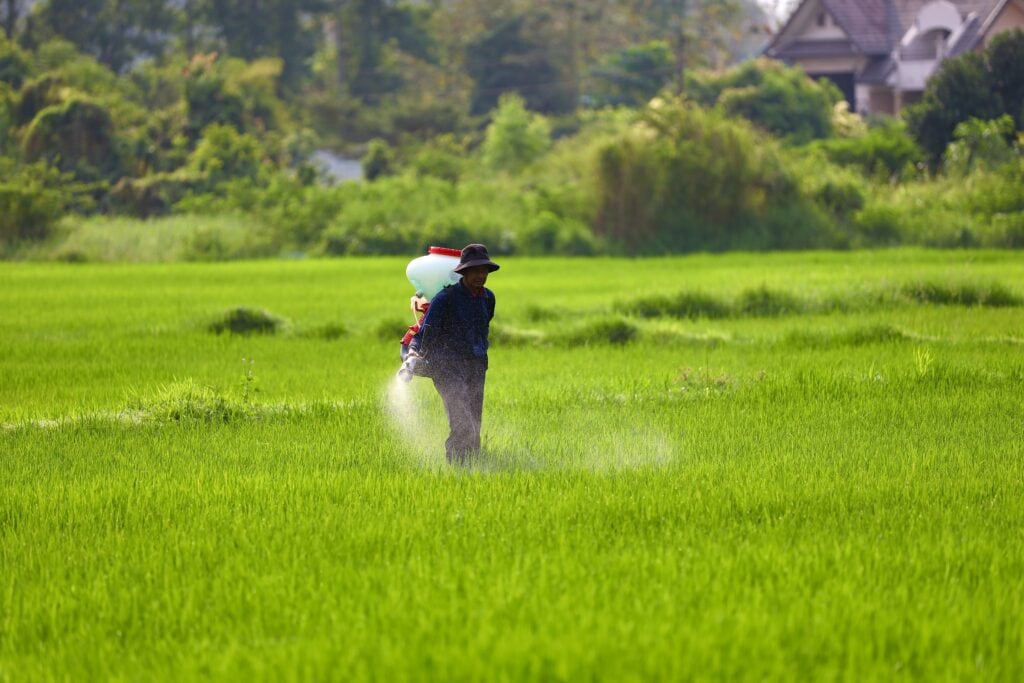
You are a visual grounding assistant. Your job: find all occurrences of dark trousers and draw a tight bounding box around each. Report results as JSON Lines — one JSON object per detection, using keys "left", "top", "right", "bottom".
{"left": 432, "top": 360, "right": 487, "bottom": 463}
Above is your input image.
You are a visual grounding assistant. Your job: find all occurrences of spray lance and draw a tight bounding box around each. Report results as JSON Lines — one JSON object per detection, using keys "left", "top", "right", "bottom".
{"left": 397, "top": 246, "right": 463, "bottom": 382}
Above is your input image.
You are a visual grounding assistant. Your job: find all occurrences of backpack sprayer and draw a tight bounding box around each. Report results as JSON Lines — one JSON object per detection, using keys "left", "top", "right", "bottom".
{"left": 397, "top": 246, "right": 463, "bottom": 382}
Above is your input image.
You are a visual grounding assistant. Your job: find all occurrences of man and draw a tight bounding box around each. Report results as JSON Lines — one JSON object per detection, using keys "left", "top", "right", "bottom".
{"left": 409, "top": 244, "right": 499, "bottom": 464}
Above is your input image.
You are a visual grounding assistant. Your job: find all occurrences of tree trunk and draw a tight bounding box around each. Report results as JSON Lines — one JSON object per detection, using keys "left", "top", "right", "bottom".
{"left": 334, "top": 7, "right": 348, "bottom": 92}
{"left": 184, "top": 0, "right": 195, "bottom": 56}
{"left": 2, "top": 0, "right": 20, "bottom": 39}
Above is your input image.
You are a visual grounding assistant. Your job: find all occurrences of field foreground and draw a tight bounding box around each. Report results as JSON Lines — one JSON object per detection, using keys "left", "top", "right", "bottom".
{"left": 1, "top": 250, "right": 1023, "bottom": 681}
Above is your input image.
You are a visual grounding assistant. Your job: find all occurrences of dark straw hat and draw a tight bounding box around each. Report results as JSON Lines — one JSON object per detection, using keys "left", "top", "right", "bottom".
{"left": 453, "top": 243, "right": 500, "bottom": 273}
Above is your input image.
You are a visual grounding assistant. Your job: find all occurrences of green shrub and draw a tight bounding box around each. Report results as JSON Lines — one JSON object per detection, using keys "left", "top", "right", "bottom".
{"left": 21, "top": 96, "right": 122, "bottom": 182}
{"left": 482, "top": 93, "right": 551, "bottom": 173}
{"left": 0, "top": 84, "right": 12, "bottom": 155}
{"left": 816, "top": 119, "right": 923, "bottom": 178}
{"left": 363, "top": 138, "right": 395, "bottom": 181}
{"left": 0, "top": 37, "right": 30, "bottom": 89}
{"left": 409, "top": 135, "right": 468, "bottom": 182}
{"left": 183, "top": 53, "right": 245, "bottom": 138}
{"left": 814, "top": 178, "right": 865, "bottom": 219}
{"left": 688, "top": 59, "right": 841, "bottom": 143}
{"left": 944, "top": 115, "right": 1017, "bottom": 176}
{"left": 966, "top": 158, "right": 1024, "bottom": 216}
{"left": 851, "top": 204, "right": 903, "bottom": 246}
{"left": 594, "top": 98, "right": 826, "bottom": 253}
{"left": 209, "top": 307, "right": 286, "bottom": 335}
{"left": 0, "top": 160, "right": 82, "bottom": 244}
{"left": 985, "top": 212, "right": 1024, "bottom": 248}
{"left": 176, "top": 174, "right": 350, "bottom": 250}
{"left": 0, "top": 183, "right": 64, "bottom": 243}
{"left": 187, "top": 123, "right": 266, "bottom": 187}
{"left": 319, "top": 175, "right": 521, "bottom": 256}
{"left": 40, "top": 214, "right": 270, "bottom": 263}
{"left": 109, "top": 172, "right": 205, "bottom": 217}
{"left": 520, "top": 211, "right": 602, "bottom": 255}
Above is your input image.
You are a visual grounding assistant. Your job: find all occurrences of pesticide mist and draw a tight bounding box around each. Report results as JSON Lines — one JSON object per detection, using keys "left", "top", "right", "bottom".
{"left": 384, "top": 375, "right": 449, "bottom": 468}
{"left": 385, "top": 374, "right": 675, "bottom": 471}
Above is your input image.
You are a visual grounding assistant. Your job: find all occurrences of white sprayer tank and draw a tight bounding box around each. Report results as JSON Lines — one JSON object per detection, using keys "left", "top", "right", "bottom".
{"left": 406, "top": 246, "right": 462, "bottom": 300}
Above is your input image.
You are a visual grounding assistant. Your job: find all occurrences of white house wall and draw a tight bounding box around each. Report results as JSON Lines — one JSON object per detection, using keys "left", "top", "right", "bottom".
{"left": 895, "top": 58, "right": 937, "bottom": 89}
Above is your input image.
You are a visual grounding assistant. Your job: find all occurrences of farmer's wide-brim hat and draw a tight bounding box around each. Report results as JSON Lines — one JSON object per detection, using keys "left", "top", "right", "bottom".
{"left": 453, "top": 243, "right": 500, "bottom": 273}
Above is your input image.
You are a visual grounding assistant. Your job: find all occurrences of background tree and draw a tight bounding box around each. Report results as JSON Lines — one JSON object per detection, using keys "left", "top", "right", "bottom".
{"left": 627, "top": 0, "right": 746, "bottom": 87}
{"left": 28, "top": 0, "right": 177, "bottom": 73}
{"left": 195, "top": 0, "right": 330, "bottom": 89}
{"left": 466, "top": 12, "right": 573, "bottom": 116}
{"left": 1, "top": 0, "right": 29, "bottom": 40}
{"left": 986, "top": 29, "right": 1024, "bottom": 129}
{"left": 905, "top": 31, "right": 1024, "bottom": 166}
{"left": 482, "top": 93, "right": 550, "bottom": 173}
{"left": 22, "top": 96, "right": 122, "bottom": 181}
{"left": 587, "top": 40, "right": 674, "bottom": 107}
{"left": 0, "top": 34, "right": 29, "bottom": 88}
{"left": 336, "top": 0, "right": 434, "bottom": 103}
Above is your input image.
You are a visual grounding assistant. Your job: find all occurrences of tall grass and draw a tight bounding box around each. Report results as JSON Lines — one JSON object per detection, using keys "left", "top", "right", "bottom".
{"left": 1, "top": 250, "right": 1023, "bottom": 680}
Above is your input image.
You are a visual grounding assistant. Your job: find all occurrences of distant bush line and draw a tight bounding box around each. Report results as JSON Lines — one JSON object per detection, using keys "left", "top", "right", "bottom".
{"left": 2, "top": 36, "right": 1022, "bottom": 260}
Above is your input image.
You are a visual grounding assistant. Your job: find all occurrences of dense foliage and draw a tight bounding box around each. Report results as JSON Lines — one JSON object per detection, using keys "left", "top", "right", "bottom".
{"left": 906, "top": 29, "right": 1024, "bottom": 165}
{"left": 0, "top": 5, "right": 1021, "bottom": 258}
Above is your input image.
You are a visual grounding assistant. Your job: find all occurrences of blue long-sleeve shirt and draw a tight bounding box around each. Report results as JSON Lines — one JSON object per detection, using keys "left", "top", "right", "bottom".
{"left": 410, "top": 281, "right": 495, "bottom": 367}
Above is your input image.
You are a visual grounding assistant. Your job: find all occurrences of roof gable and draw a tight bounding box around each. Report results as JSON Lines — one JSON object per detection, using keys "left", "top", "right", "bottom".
{"left": 765, "top": 0, "right": 1013, "bottom": 62}
{"left": 821, "top": 0, "right": 898, "bottom": 53}
{"left": 766, "top": 0, "right": 900, "bottom": 56}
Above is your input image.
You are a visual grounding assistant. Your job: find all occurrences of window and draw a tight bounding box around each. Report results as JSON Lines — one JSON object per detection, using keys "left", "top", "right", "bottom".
{"left": 817, "top": 12, "right": 827, "bottom": 27}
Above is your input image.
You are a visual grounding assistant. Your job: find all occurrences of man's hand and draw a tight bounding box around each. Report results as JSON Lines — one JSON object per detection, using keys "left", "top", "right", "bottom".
{"left": 398, "top": 349, "right": 427, "bottom": 383}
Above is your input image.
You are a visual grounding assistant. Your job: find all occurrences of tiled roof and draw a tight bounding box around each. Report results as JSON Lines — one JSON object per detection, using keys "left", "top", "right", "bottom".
{"left": 947, "top": 14, "right": 984, "bottom": 55}
{"left": 821, "top": 0, "right": 897, "bottom": 54}
{"left": 766, "top": 0, "right": 1008, "bottom": 57}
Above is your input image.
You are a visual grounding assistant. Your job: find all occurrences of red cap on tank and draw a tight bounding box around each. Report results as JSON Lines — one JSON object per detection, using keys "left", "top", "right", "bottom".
{"left": 428, "top": 246, "right": 462, "bottom": 257}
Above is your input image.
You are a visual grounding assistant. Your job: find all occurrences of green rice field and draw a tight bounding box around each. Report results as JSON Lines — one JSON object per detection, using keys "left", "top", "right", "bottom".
{"left": 2, "top": 249, "right": 1023, "bottom": 680}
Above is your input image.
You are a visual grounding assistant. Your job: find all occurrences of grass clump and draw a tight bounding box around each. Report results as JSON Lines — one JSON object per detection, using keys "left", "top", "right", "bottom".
{"left": 621, "top": 290, "right": 731, "bottom": 320}
{"left": 130, "top": 380, "right": 251, "bottom": 424}
{"left": 783, "top": 324, "right": 911, "bottom": 349}
{"left": 522, "top": 304, "right": 562, "bottom": 322}
{"left": 736, "top": 285, "right": 805, "bottom": 317}
{"left": 209, "top": 307, "right": 286, "bottom": 336}
{"left": 622, "top": 286, "right": 805, "bottom": 320}
{"left": 299, "top": 322, "right": 349, "bottom": 341}
{"left": 375, "top": 317, "right": 411, "bottom": 342}
{"left": 490, "top": 324, "right": 545, "bottom": 347}
{"left": 560, "top": 316, "right": 639, "bottom": 346}
{"left": 900, "top": 281, "right": 1021, "bottom": 307}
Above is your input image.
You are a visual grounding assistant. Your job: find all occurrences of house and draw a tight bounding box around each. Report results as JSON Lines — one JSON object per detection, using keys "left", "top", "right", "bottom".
{"left": 764, "top": 0, "right": 1024, "bottom": 114}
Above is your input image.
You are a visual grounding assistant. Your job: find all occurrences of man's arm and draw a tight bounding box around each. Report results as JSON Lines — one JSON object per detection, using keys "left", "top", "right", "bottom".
{"left": 410, "top": 288, "right": 449, "bottom": 355}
